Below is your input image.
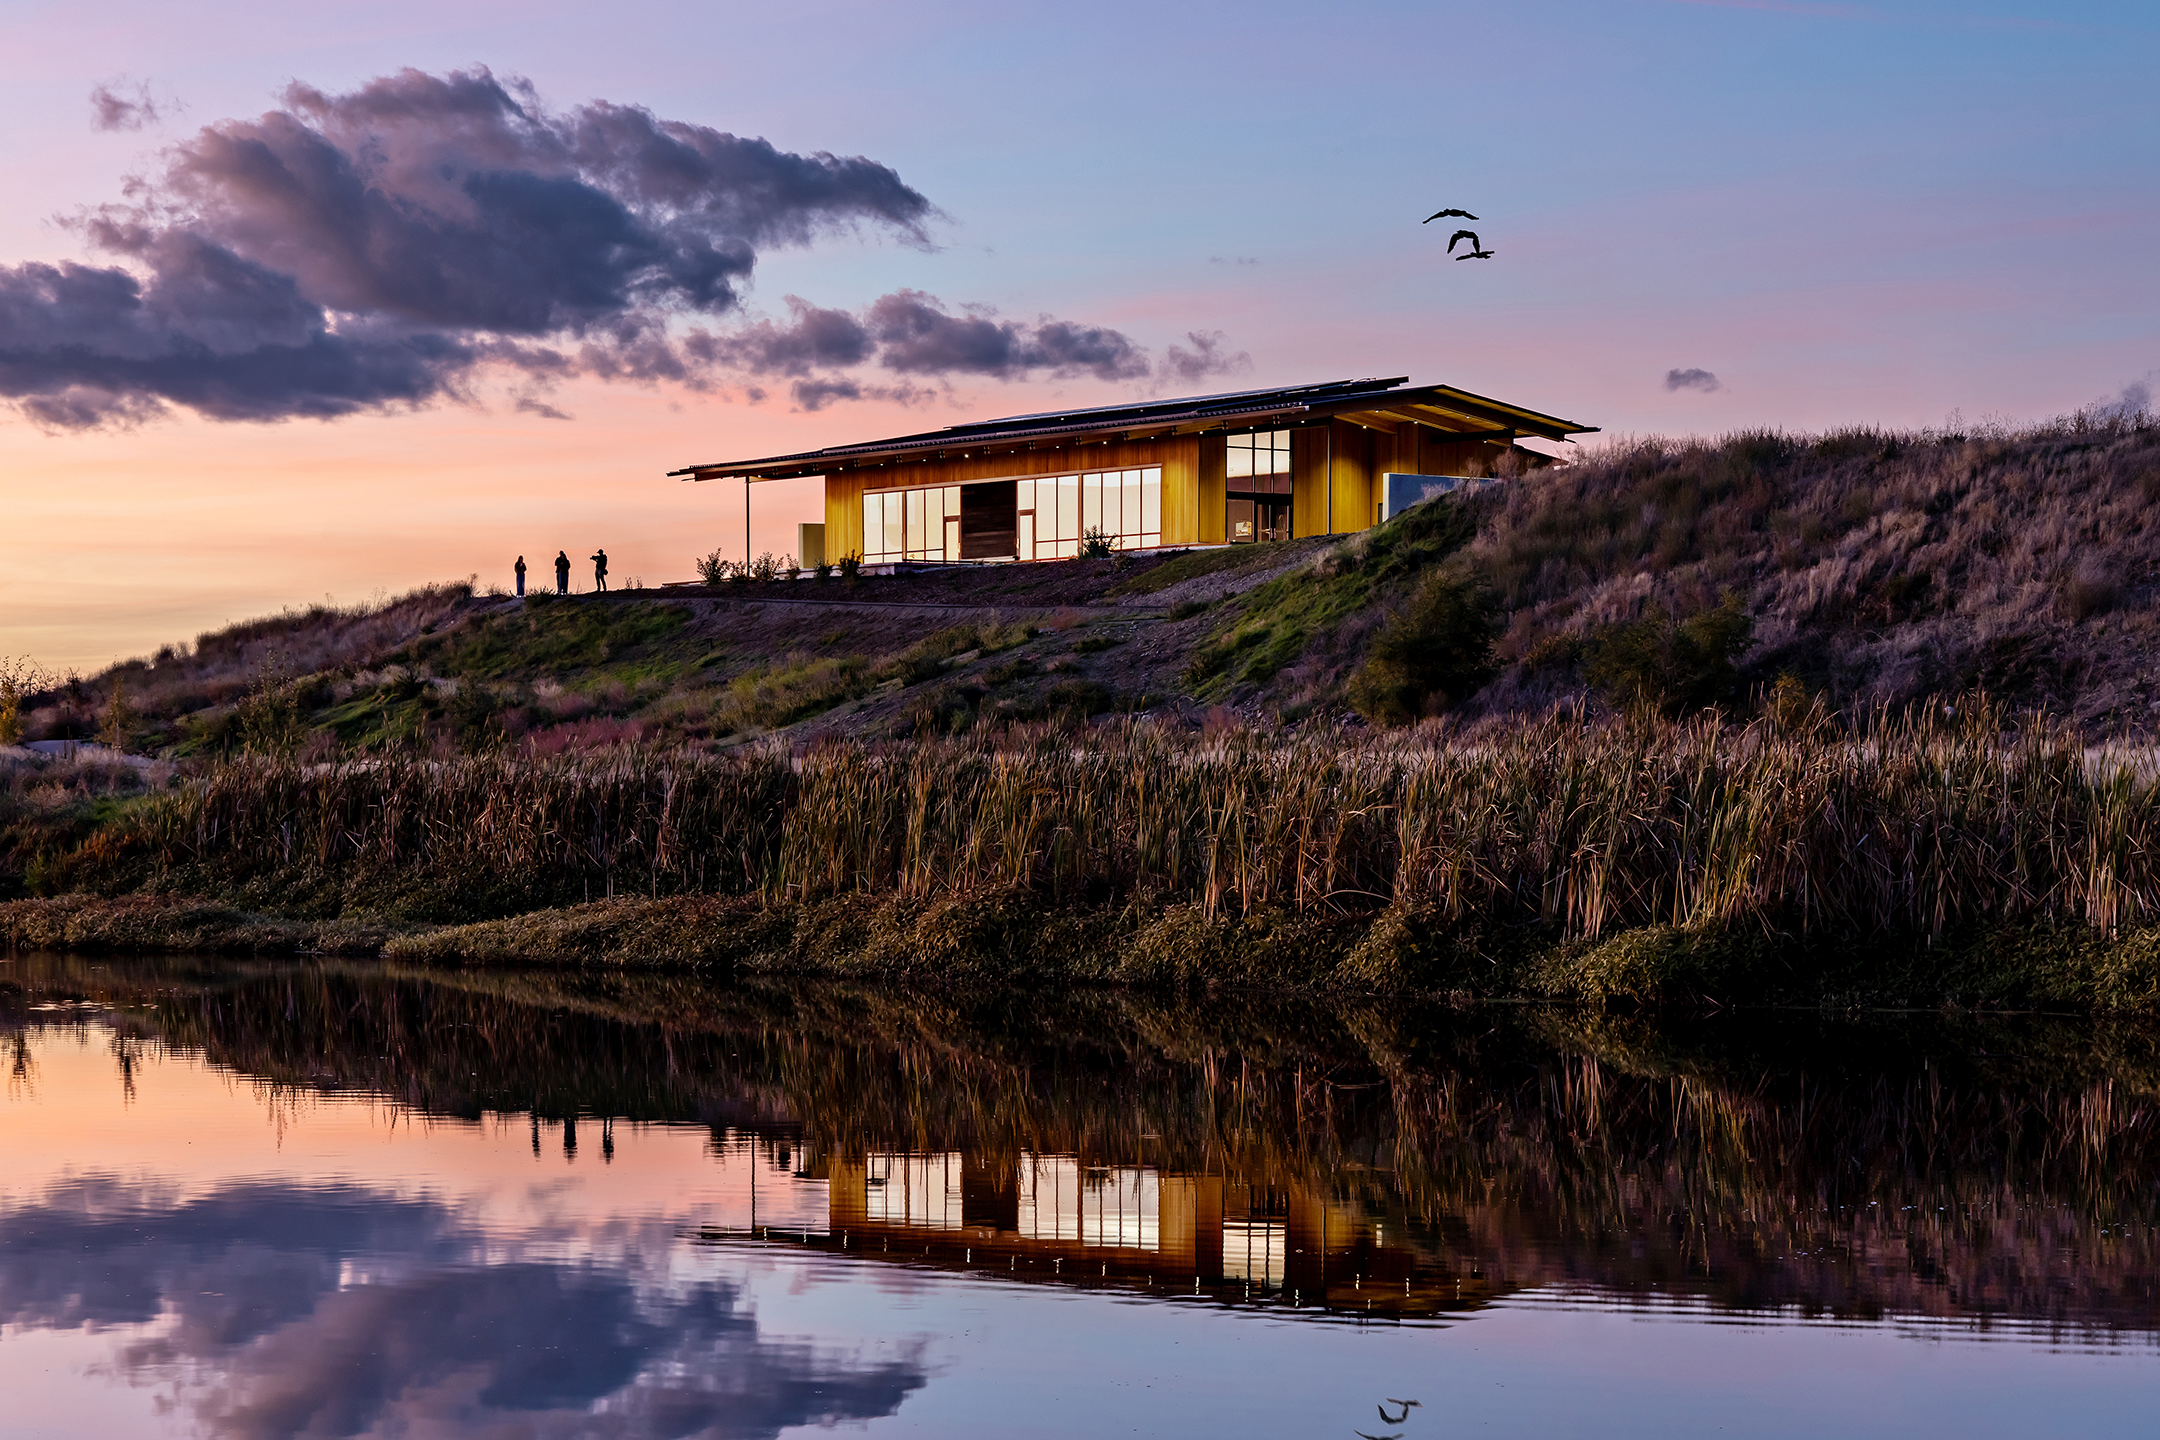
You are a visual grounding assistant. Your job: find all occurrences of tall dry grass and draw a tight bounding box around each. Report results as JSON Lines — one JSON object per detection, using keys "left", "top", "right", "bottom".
{"left": 116, "top": 699, "right": 2160, "bottom": 941}
{"left": 1477, "top": 410, "right": 2160, "bottom": 726}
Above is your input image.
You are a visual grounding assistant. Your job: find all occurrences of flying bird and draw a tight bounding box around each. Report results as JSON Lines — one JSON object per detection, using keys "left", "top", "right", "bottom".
{"left": 1378, "top": 1400, "right": 1422, "bottom": 1425}
{"left": 1353, "top": 1432, "right": 1403, "bottom": 1440}
{"left": 1447, "top": 230, "right": 1495, "bottom": 259}
{"left": 1423, "top": 208, "right": 1478, "bottom": 223}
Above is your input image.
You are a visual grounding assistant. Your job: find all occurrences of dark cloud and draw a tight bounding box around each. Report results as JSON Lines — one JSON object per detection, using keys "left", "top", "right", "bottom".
{"left": 1665, "top": 367, "right": 1722, "bottom": 393}
{"left": 9, "top": 66, "right": 1246, "bottom": 426}
{"left": 90, "top": 79, "right": 169, "bottom": 132}
{"left": 722, "top": 297, "right": 873, "bottom": 375}
{"left": 1162, "top": 329, "right": 1251, "bottom": 385}
{"left": 787, "top": 375, "right": 932, "bottom": 412}
{"left": 792, "top": 375, "right": 864, "bottom": 410}
{"left": 0, "top": 1174, "right": 928, "bottom": 1439}
{"left": 5, "top": 67, "right": 932, "bottom": 429}
{"left": 866, "top": 288, "right": 1148, "bottom": 382}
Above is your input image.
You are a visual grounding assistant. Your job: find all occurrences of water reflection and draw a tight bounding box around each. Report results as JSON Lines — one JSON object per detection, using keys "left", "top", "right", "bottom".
{"left": 5, "top": 953, "right": 2160, "bottom": 1438}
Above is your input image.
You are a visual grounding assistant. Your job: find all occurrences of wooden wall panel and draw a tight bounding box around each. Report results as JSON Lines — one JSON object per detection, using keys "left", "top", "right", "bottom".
{"left": 821, "top": 471, "right": 868, "bottom": 561}
{"left": 1194, "top": 433, "right": 1226, "bottom": 546}
{"left": 1291, "top": 427, "right": 1326, "bottom": 538}
{"left": 1291, "top": 421, "right": 1383, "bottom": 537}
{"left": 1331, "top": 420, "right": 1375, "bottom": 537}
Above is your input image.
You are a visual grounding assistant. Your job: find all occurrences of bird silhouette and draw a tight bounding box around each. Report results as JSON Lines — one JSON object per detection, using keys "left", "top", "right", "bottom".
{"left": 1423, "top": 208, "right": 1478, "bottom": 223}
{"left": 1379, "top": 1400, "right": 1422, "bottom": 1425}
{"left": 1352, "top": 1432, "right": 1403, "bottom": 1440}
{"left": 1447, "top": 230, "right": 1482, "bottom": 253}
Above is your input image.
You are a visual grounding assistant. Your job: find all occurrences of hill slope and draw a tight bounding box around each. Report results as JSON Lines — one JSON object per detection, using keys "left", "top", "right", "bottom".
{"left": 12, "top": 409, "right": 2160, "bottom": 754}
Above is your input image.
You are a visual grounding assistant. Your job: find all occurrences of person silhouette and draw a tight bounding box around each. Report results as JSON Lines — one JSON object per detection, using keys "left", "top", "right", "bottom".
{"left": 554, "top": 550, "right": 571, "bottom": 594}
{"left": 514, "top": 555, "right": 527, "bottom": 597}
{"left": 591, "top": 548, "right": 609, "bottom": 593}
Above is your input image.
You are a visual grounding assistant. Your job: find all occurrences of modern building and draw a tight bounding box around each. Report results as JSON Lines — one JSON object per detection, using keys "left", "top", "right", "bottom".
{"left": 669, "top": 377, "right": 1595, "bottom": 567}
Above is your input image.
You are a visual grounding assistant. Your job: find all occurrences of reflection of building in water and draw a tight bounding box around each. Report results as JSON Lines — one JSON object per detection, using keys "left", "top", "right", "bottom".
{"left": 793, "top": 1152, "right": 1469, "bottom": 1321}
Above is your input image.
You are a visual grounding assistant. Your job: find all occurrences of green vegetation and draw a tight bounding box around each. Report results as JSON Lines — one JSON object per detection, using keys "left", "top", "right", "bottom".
{"left": 714, "top": 654, "right": 869, "bottom": 736}
{"left": 1345, "top": 569, "right": 1500, "bottom": 726}
{"left": 405, "top": 599, "right": 690, "bottom": 680}
{"left": 1185, "top": 496, "right": 1480, "bottom": 695}
{"left": 1579, "top": 590, "right": 1755, "bottom": 715}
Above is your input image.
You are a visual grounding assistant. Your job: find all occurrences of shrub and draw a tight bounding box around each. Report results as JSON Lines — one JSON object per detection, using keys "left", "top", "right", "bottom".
{"left": 1044, "top": 678, "right": 1118, "bottom": 716}
{"left": 838, "top": 552, "right": 862, "bottom": 581}
{"left": 695, "top": 551, "right": 731, "bottom": 586}
{"left": 1582, "top": 590, "right": 1754, "bottom": 716}
{"left": 0, "top": 658, "right": 51, "bottom": 746}
{"left": 1346, "top": 569, "right": 1500, "bottom": 726}
{"left": 1079, "top": 526, "right": 1115, "bottom": 559}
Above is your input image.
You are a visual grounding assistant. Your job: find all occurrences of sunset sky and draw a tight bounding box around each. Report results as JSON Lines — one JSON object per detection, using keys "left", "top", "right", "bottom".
{"left": 2, "top": 0, "right": 2154, "bottom": 673}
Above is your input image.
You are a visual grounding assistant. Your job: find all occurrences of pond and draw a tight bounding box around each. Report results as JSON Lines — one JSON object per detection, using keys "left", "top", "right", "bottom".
{"left": 3, "top": 954, "right": 2157, "bottom": 1438}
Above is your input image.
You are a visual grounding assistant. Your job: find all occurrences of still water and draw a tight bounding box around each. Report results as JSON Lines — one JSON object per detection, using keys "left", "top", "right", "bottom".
{"left": 4, "top": 955, "right": 2158, "bottom": 1439}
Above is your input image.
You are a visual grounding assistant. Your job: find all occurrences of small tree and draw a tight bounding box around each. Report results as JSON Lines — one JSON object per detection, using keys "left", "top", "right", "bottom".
{"left": 1347, "top": 569, "right": 1500, "bottom": 726}
{"left": 838, "top": 552, "right": 862, "bottom": 581}
{"left": 97, "top": 674, "right": 134, "bottom": 751}
{"left": 695, "top": 550, "right": 732, "bottom": 586}
{"left": 1079, "top": 526, "right": 1115, "bottom": 559}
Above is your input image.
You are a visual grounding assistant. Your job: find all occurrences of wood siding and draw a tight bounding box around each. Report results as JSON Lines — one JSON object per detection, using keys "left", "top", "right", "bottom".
{"left": 809, "top": 423, "right": 1530, "bottom": 559}
{"left": 1291, "top": 420, "right": 1380, "bottom": 537}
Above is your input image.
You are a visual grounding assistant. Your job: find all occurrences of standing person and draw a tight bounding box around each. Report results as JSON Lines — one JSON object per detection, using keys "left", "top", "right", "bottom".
{"left": 591, "top": 547, "right": 609, "bottom": 593}
{"left": 554, "top": 550, "right": 571, "bottom": 594}
{"left": 514, "top": 555, "right": 527, "bottom": 597}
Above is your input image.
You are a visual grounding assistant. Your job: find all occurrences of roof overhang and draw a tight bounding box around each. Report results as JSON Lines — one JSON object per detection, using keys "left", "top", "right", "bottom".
{"left": 667, "top": 377, "right": 1597, "bottom": 483}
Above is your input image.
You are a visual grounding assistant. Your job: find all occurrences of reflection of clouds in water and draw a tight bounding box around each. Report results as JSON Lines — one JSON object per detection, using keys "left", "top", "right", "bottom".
{"left": 0, "top": 1174, "right": 925, "bottom": 1439}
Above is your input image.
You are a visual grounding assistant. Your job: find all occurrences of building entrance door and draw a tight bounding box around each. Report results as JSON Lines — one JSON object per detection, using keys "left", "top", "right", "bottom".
{"left": 1227, "top": 495, "right": 1292, "bottom": 543}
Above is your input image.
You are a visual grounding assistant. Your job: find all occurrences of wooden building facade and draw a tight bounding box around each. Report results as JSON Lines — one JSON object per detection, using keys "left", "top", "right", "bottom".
{"left": 671, "top": 377, "right": 1595, "bottom": 565}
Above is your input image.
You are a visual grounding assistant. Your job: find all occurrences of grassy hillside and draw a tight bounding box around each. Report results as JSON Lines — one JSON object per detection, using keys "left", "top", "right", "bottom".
{"left": 9, "top": 408, "right": 2159, "bottom": 765}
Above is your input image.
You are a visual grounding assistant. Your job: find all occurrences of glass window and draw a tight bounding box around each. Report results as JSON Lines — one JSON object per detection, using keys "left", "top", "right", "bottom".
{"left": 1227, "top": 441, "right": 1253, "bottom": 480}
{"left": 1016, "top": 478, "right": 1034, "bottom": 512}
{"left": 1082, "top": 473, "right": 1102, "bottom": 537}
{"left": 883, "top": 491, "right": 903, "bottom": 558}
{"left": 1018, "top": 510, "right": 1034, "bottom": 560}
{"left": 1141, "top": 468, "right": 1161, "bottom": 536}
{"left": 1057, "top": 475, "right": 1078, "bottom": 542}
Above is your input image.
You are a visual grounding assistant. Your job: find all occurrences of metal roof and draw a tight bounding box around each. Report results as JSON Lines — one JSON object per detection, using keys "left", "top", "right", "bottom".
{"left": 668, "top": 377, "right": 1597, "bottom": 482}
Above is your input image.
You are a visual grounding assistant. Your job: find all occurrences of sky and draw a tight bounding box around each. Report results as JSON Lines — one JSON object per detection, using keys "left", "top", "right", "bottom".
{"left": 1, "top": 0, "right": 2155, "bottom": 673}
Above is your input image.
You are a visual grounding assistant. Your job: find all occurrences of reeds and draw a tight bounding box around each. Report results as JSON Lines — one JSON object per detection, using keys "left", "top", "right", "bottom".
{"left": 110, "top": 697, "right": 2160, "bottom": 943}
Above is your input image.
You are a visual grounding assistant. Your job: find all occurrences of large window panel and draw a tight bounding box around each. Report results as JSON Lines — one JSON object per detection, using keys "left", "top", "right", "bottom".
{"left": 863, "top": 465, "right": 1163, "bottom": 564}
{"left": 1056, "top": 475, "right": 1079, "bottom": 547}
